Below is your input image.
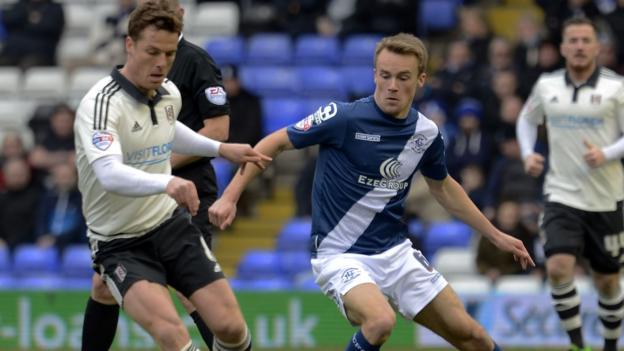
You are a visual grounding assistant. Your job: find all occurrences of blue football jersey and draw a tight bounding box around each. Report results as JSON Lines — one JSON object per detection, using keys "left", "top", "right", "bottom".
{"left": 287, "top": 96, "right": 447, "bottom": 257}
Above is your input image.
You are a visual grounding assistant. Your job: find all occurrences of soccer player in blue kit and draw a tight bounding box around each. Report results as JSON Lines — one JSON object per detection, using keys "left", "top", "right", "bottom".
{"left": 209, "top": 33, "right": 534, "bottom": 350}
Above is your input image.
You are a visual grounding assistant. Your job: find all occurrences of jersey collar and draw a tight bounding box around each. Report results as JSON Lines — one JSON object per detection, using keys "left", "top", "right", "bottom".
{"left": 564, "top": 66, "right": 600, "bottom": 88}
{"left": 110, "top": 66, "right": 171, "bottom": 105}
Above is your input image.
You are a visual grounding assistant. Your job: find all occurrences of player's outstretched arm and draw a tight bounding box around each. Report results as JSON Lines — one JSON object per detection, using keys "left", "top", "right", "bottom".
{"left": 172, "top": 121, "right": 271, "bottom": 169}
{"left": 209, "top": 128, "right": 294, "bottom": 230}
{"left": 425, "top": 175, "right": 535, "bottom": 270}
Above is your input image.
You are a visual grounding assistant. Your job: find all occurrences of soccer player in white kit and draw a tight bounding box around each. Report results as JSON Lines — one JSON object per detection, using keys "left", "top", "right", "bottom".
{"left": 517, "top": 16, "right": 624, "bottom": 351}
{"left": 210, "top": 33, "right": 534, "bottom": 351}
{"left": 74, "top": 2, "right": 269, "bottom": 350}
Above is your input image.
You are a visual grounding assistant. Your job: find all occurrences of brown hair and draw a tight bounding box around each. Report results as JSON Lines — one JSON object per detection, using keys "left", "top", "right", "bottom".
{"left": 127, "top": 0, "right": 182, "bottom": 41}
{"left": 561, "top": 16, "right": 598, "bottom": 38}
{"left": 374, "top": 33, "right": 428, "bottom": 75}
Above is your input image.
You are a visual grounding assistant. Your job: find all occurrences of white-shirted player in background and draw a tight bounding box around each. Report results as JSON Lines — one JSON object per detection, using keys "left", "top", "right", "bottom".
{"left": 74, "top": 2, "right": 268, "bottom": 350}
{"left": 517, "top": 16, "right": 624, "bottom": 351}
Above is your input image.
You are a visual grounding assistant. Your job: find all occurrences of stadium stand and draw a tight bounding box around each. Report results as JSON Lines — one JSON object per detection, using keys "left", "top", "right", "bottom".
{"left": 422, "top": 220, "right": 473, "bottom": 259}
{"left": 246, "top": 33, "right": 293, "bottom": 65}
{"left": 260, "top": 97, "right": 303, "bottom": 135}
{"left": 494, "top": 275, "right": 544, "bottom": 294}
{"left": 275, "top": 217, "right": 312, "bottom": 252}
{"left": 204, "top": 36, "right": 246, "bottom": 66}
{"left": 293, "top": 35, "right": 341, "bottom": 66}
{"left": 433, "top": 247, "right": 477, "bottom": 277}
{"left": 12, "top": 244, "right": 60, "bottom": 277}
{"left": 187, "top": 2, "right": 239, "bottom": 37}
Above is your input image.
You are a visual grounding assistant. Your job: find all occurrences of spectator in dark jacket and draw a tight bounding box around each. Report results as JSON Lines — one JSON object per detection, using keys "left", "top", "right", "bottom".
{"left": 0, "top": 0, "right": 65, "bottom": 69}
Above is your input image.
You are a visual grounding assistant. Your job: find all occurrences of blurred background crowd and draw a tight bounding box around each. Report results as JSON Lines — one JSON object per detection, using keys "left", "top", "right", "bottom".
{"left": 0, "top": 0, "right": 622, "bottom": 291}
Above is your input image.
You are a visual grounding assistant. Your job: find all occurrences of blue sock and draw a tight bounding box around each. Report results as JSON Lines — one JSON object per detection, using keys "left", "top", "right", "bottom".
{"left": 492, "top": 341, "right": 502, "bottom": 351}
{"left": 344, "top": 330, "right": 380, "bottom": 351}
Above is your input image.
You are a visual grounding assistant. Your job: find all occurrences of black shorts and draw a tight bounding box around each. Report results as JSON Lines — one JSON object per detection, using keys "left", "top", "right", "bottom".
{"left": 90, "top": 209, "right": 225, "bottom": 305}
{"left": 193, "top": 196, "right": 215, "bottom": 249}
{"left": 542, "top": 201, "right": 624, "bottom": 273}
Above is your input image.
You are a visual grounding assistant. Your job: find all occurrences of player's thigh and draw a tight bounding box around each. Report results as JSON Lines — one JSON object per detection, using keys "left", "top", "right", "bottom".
{"left": 342, "top": 282, "right": 394, "bottom": 326}
{"left": 90, "top": 272, "right": 116, "bottom": 304}
{"left": 413, "top": 285, "right": 481, "bottom": 342}
{"left": 541, "top": 202, "right": 585, "bottom": 258}
{"left": 189, "top": 278, "right": 246, "bottom": 333}
{"left": 585, "top": 201, "right": 624, "bottom": 274}
{"left": 123, "top": 280, "right": 188, "bottom": 338}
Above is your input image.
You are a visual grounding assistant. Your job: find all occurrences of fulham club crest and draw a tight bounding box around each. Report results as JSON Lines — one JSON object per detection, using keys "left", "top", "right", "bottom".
{"left": 164, "top": 105, "right": 175, "bottom": 124}
{"left": 590, "top": 94, "right": 602, "bottom": 105}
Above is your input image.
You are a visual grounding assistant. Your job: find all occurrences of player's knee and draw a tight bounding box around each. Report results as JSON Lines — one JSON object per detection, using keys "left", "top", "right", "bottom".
{"left": 150, "top": 319, "right": 189, "bottom": 349}
{"left": 594, "top": 274, "right": 621, "bottom": 296}
{"left": 211, "top": 315, "right": 248, "bottom": 343}
{"left": 546, "top": 258, "right": 575, "bottom": 283}
{"left": 362, "top": 310, "right": 396, "bottom": 344}
{"left": 456, "top": 323, "right": 491, "bottom": 351}
{"left": 91, "top": 275, "right": 116, "bottom": 305}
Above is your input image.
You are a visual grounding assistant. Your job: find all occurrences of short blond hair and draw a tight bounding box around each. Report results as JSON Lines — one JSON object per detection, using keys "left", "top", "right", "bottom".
{"left": 374, "top": 33, "right": 428, "bottom": 75}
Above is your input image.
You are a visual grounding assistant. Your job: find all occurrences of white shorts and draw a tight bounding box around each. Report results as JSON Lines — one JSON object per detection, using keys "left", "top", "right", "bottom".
{"left": 311, "top": 239, "right": 448, "bottom": 321}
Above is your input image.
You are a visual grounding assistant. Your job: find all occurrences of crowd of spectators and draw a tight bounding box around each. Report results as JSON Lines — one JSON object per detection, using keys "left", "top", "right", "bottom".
{"left": 2, "top": 0, "right": 624, "bottom": 282}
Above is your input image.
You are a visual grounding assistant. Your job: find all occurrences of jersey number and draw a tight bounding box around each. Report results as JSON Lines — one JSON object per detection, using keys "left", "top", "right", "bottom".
{"left": 604, "top": 232, "right": 624, "bottom": 261}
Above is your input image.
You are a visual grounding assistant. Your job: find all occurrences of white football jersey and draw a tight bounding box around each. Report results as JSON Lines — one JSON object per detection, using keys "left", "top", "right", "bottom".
{"left": 519, "top": 68, "right": 624, "bottom": 211}
{"left": 74, "top": 69, "right": 182, "bottom": 241}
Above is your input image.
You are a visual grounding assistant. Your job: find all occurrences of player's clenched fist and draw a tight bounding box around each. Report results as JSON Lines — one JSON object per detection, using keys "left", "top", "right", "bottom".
{"left": 166, "top": 177, "right": 199, "bottom": 215}
{"left": 208, "top": 198, "right": 237, "bottom": 230}
{"left": 523, "top": 153, "right": 545, "bottom": 177}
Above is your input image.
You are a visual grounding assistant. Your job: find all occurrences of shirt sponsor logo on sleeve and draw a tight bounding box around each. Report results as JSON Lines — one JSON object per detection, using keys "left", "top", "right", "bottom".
{"left": 294, "top": 115, "right": 314, "bottom": 131}
{"left": 205, "top": 86, "right": 227, "bottom": 105}
{"left": 92, "top": 131, "right": 114, "bottom": 151}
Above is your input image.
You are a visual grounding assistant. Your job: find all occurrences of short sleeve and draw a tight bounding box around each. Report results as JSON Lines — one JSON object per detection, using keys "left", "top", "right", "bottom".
{"left": 192, "top": 56, "right": 230, "bottom": 118}
{"left": 519, "top": 79, "right": 545, "bottom": 125}
{"left": 286, "top": 102, "right": 348, "bottom": 149}
{"left": 74, "top": 95, "right": 123, "bottom": 164}
{"left": 419, "top": 133, "right": 448, "bottom": 180}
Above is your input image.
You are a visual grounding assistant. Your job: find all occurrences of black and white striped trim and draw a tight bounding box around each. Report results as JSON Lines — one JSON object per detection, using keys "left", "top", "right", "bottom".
{"left": 93, "top": 80, "right": 122, "bottom": 130}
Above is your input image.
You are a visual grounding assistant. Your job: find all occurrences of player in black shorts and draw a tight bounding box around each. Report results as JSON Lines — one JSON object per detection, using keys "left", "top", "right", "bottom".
{"left": 517, "top": 16, "right": 624, "bottom": 351}
{"left": 81, "top": 0, "right": 236, "bottom": 350}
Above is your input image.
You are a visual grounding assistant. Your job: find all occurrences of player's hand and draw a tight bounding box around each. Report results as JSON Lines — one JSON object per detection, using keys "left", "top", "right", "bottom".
{"left": 491, "top": 231, "right": 535, "bottom": 270}
{"left": 165, "top": 177, "right": 199, "bottom": 216}
{"left": 208, "top": 198, "right": 237, "bottom": 230}
{"left": 583, "top": 139, "right": 606, "bottom": 168}
{"left": 218, "top": 143, "right": 272, "bottom": 174}
{"left": 523, "top": 153, "right": 545, "bottom": 177}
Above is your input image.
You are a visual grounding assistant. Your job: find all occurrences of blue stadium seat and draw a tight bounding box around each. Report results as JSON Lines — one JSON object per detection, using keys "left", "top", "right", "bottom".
{"left": 340, "top": 66, "right": 375, "bottom": 99}
{"left": 237, "top": 250, "right": 281, "bottom": 280}
{"left": 0, "top": 273, "right": 16, "bottom": 290}
{"left": 420, "top": 0, "right": 458, "bottom": 33}
{"left": 294, "top": 35, "right": 340, "bottom": 65}
{"left": 239, "top": 66, "right": 298, "bottom": 97}
{"left": 0, "top": 245, "right": 10, "bottom": 272}
{"left": 341, "top": 34, "right": 381, "bottom": 65}
{"left": 12, "top": 245, "right": 59, "bottom": 277}
{"left": 61, "top": 244, "right": 93, "bottom": 278}
{"left": 294, "top": 273, "right": 319, "bottom": 291}
{"left": 275, "top": 217, "right": 311, "bottom": 252}
{"left": 16, "top": 274, "right": 64, "bottom": 290}
{"left": 237, "top": 277, "right": 293, "bottom": 291}
{"left": 296, "top": 66, "right": 347, "bottom": 100}
{"left": 407, "top": 219, "right": 425, "bottom": 242}
{"left": 261, "top": 97, "right": 303, "bottom": 135}
{"left": 423, "top": 220, "right": 473, "bottom": 259}
{"left": 278, "top": 251, "right": 311, "bottom": 279}
{"left": 204, "top": 36, "right": 245, "bottom": 66}
{"left": 246, "top": 33, "right": 292, "bottom": 65}
{"left": 211, "top": 158, "right": 234, "bottom": 196}
{"left": 62, "top": 277, "right": 92, "bottom": 290}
